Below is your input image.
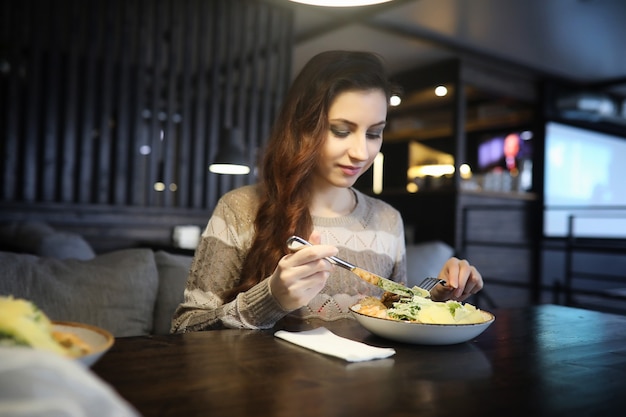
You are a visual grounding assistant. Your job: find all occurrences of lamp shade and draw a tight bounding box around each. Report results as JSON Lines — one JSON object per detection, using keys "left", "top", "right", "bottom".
{"left": 289, "top": 0, "right": 393, "bottom": 6}
{"left": 209, "top": 127, "right": 251, "bottom": 175}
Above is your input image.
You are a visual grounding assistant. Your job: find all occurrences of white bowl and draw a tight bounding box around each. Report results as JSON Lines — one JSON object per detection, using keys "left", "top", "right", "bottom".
{"left": 350, "top": 306, "right": 495, "bottom": 345}
{"left": 52, "top": 321, "right": 114, "bottom": 367}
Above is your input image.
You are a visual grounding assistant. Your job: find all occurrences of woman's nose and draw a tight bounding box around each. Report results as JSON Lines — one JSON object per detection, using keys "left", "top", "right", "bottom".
{"left": 348, "top": 134, "right": 368, "bottom": 161}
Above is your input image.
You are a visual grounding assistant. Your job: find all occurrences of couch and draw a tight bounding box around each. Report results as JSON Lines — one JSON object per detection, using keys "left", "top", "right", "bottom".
{"left": 0, "top": 222, "right": 454, "bottom": 337}
{"left": 0, "top": 222, "right": 191, "bottom": 337}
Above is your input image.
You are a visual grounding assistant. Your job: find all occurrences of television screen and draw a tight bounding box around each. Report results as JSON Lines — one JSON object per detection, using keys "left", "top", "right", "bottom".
{"left": 543, "top": 121, "right": 626, "bottom": 238}
{"left": 471, "top": 130, "right": 533, "bottom": 192}
{"left": 477, "top": 131, "right": 533, "bottom": 173}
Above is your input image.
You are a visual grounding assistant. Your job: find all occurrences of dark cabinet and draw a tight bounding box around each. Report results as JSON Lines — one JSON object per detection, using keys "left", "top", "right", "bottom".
{"left": 356, "top": 59, "right": 542, "bottom": 308}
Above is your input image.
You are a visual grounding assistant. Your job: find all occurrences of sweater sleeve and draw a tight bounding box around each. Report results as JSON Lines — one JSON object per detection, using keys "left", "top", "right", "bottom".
{"left": 171, "top": 188, "right": 289, "bottom": 332}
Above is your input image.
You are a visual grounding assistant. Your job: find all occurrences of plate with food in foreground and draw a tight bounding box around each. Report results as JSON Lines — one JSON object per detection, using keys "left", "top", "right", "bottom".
{"left": 51, "top": 321, "right": 114, "bottom": 367}
{"left": 0, "top": 296, "right": 114, "bottom": 367}
{"left": 350, "top": 292, "right": 495, "bottom": 345}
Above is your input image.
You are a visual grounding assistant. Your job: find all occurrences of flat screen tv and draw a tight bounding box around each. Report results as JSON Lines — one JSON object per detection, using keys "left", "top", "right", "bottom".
{"left": 543, "top": 121, "right": 626, "bottom": 238}
{"left": 477, "top": 130, "right": 533, "bottom": 174}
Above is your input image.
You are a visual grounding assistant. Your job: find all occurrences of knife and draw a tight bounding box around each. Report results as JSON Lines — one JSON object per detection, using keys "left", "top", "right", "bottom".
{"left": 286, "top": 235, "right": 425, "bottom": 298}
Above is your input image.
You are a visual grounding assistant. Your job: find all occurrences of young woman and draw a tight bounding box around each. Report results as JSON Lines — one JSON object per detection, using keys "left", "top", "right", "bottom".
{"left": 171, "top": 50, "right": 483, "bottom": 332}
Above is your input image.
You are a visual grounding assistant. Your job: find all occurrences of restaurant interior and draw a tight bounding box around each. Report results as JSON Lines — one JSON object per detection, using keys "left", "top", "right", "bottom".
{"left": 2, "top": 2, "right": 626, "bottom": 416}
{"left": 1, "top": 0, "right": 626, "bottom": 316}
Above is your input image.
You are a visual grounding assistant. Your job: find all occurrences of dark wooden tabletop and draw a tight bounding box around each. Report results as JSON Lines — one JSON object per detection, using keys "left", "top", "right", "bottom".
{"left": 93, "top": 304, "right": 626, "bottom": 417}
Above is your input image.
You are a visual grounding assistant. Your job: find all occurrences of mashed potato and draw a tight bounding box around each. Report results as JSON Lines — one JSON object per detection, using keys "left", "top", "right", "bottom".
{"left": 0, "top": 296, "right": 90, "bottom": 357}
{"left": 354, "top": 293, "right": 491, "bottom": 325}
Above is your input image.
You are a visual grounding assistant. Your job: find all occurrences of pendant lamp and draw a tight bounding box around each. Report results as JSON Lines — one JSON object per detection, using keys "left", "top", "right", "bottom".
{"left": 289, "top": 0, "right": 393, "bottom": 6}
{"left": 209, "top": 127, "right": 251, "bottom": 175}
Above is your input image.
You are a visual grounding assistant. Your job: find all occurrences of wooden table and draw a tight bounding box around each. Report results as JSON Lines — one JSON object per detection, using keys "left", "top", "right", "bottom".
{"left": 93, "top": 304, "right": 626, "bottom": 417}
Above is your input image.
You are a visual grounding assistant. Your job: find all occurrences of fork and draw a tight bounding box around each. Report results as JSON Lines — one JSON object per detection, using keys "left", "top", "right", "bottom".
{"left": 417, "top": 277, "right": 446, "bottom": 292}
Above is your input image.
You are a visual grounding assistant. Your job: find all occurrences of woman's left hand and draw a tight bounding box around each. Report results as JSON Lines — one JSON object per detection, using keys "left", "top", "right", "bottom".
{"left": 430, "top": 257, "right": 483, "bottom": 302}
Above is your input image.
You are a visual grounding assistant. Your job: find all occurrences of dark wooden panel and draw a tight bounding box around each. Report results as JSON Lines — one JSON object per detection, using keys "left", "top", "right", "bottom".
{"left": 60, "top": 0, "right": 84, "bottom": 203}
{"left": 175, "top": 0, "right": 194, "bottom": 208}
{"left": 95, "top": 0, "right": 116, "bottom": 204}
{"left": 190, "top": 0, "right": 211, "bottom": 209}
{"left": 23, "top": 0, "right": 44, "bottom": 201}
{"left": 0, "top": 0, "right": 293, "bottom": 248}
{"left": 41, "top": 0, "right": 62, "bottom": 202}
{"left": 112, "top": 0, "right": 134, "bottom": 205}
{"left": 1, "top": 0, "right": 23, "bottom": 200}
{"left": 0, "top": 201, "right": 211, "bottom": 253}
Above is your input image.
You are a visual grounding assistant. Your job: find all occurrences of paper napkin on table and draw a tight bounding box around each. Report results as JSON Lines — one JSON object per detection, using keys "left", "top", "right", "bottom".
{"left": 274, "top": 327, "right": 395, "bottom": 362}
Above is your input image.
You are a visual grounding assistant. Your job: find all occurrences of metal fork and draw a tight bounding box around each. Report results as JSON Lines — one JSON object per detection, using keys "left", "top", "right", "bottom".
{"left": 417, "top": 277, "right": 446, "bottom": 292}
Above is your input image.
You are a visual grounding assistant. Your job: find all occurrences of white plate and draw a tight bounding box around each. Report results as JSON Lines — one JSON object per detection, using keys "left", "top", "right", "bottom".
{"left": 350, "top": 307, "right": 495, "bottom": 345}
{"left": 52, "top": 321, "right": 114, "bottom": 367}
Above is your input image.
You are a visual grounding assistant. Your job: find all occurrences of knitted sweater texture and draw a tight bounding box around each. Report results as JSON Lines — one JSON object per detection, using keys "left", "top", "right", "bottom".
{"left": 171, "top": 185, "right": 406, "bottom": 332}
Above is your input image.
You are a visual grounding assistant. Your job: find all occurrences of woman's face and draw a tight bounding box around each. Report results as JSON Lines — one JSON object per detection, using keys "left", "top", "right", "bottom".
{"left": 315, "top": 89, "right": 387, "bottom": 189}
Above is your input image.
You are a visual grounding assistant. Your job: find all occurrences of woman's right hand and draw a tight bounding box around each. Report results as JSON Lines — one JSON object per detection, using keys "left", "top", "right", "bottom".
{"left": 268, "top": 233, "right": 338, "bottom": 311}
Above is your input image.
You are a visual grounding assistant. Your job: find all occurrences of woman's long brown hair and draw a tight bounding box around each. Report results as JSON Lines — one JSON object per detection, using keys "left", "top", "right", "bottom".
{"left": 223, "top": 51, "right": 396, "bottom": 303}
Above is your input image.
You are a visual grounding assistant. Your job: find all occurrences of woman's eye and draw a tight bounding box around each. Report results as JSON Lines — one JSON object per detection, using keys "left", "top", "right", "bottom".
{"left": 330, "top": 127, "right": 350, "bottom": 138}
{"left": 366, "top": 131, "right": 383, "bottom": 139}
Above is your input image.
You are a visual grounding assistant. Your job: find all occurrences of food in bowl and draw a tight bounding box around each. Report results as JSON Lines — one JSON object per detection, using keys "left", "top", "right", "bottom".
{"left": 352, "top": 291, "right": 492, "bottom": 325}
{"left": 0, "top": 296, "right": 92, "bottom": 358}
{"left": 350, "top": 291, "right": 495, "bottom": 345}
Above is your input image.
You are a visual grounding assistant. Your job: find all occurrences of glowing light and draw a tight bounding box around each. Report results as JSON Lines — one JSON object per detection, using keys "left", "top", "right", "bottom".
{"left": 153, "top": 182, "right": 166, "bottom": 192}
{"left": 408, "top": 164, "right": 455, "bottom": 178}
{"left": 520, "top": 130, "right": 533, "bottom": 140}
{"left": 373, "top": 152, "right": 384, "bottom": 194}
{"left": 389, "top": 95, "right": 401, "bottom": 106}
{"left": 435, "top": 85, "right": 448, "bottom": 97}
{"left": 460, "top": 164, "right": 472, "bottom": 179}
{"left": 289, "top": 0, "right": 393, "bottom": 6}
{"left": 208, "top": 164, "right": 251, "bottom": 175}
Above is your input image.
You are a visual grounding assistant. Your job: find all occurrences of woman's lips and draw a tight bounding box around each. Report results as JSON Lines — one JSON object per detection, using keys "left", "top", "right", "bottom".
{"left": 339, "top": 165, "right": 362, "bottom": 176}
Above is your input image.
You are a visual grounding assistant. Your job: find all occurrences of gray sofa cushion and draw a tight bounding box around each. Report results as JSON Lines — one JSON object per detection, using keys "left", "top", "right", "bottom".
{"left": 36, "top": 232, "right": 96, "bottom": 260}
{"left": 405, "top": 241, "right": 455, "bottom": 287}
{"left": 0, "top": 222, "right": 55, "bottom": 252}
{"left": 0, "top": 221, "right": 95, "bottom": 260}
{"left": 153, "top": 251, "right": 191, "bottom": 335}
{"left": 0, "top": 249, "right": 158, "bottom": 337}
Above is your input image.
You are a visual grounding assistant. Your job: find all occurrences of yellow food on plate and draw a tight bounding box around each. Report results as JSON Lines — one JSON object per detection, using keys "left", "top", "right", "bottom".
{"left": 0, "top": 296, "right": 91, "bottom": 357}
{"left": 353, "top": 293, "right": 491, "bottom": 325}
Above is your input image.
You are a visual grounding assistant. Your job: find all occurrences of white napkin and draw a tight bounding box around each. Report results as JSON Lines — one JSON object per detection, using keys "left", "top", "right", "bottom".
{"left": 274, "top": 327, "right": 395, "bottom": 362}
{"left": 0, "top": 347, "right": 140, "bottom": 417}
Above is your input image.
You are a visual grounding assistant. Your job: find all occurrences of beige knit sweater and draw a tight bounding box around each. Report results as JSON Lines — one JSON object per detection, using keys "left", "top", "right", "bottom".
{"left": 171, "top": 185, "right": 406, "bottom": 332}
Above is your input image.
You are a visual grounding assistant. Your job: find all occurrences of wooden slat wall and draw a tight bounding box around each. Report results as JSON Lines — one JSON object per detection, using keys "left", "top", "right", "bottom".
{"left": 0, "top": 0, "right": 292, "bottom": 249}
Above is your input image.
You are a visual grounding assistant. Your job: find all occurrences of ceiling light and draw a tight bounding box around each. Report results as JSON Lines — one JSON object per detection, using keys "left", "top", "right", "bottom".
{"left": 389, "top": 94, "right": 401, "bottom": 106}
{"left": 289, "top": 0, "right": 393, "bottom": 7}
{"left": 435, "top": 85, "right": 448, "bottom": 97}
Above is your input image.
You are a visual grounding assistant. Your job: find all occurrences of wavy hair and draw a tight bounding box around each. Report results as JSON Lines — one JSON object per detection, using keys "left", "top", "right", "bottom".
{"left": 223, "top": 50, "right": 395, "bottom": 302}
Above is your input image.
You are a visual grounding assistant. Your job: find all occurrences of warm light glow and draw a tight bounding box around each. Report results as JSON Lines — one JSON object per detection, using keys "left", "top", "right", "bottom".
{"left": 209, "top": 163, "right": 251, "bottom": 175}
{"left": 459, "top": 164, "right": 472, "bottom": 179}
{"left": 169, "top": 183, "right": 178, "bottom": 192}
{"left": 290, "top": 0, "right": 393, "bottom": 6}
{"left": 435, "top": 85, "right": 448, "bottom": 97}
{"left": 406, "top": 182, "right": 418, "bottom": 193}
{"left": 372, "top": 152, "right": 384, "bottom": 194}
{"left": 407, "top": 164, "right": 455, "bottom": 178}
{"left": 153, "top": 182, "right": 166, "bottom": 192}
{"left": 389, "top": 94, "right": 401, "bottom": 106}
